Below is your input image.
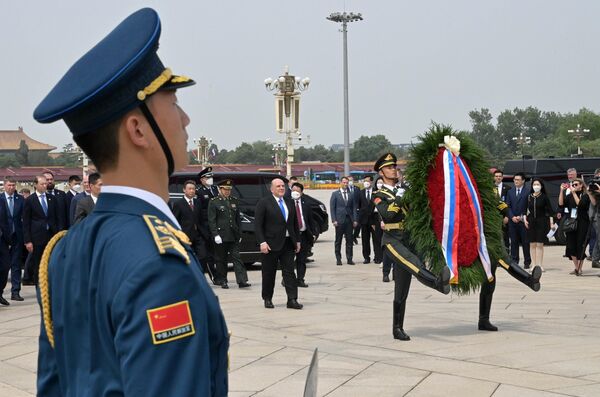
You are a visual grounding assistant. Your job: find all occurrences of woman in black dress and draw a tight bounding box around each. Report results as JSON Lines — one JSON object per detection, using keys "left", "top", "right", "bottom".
{"left": 558, "top": 178, "right": 590, "bottom": 275}
{"left": 524, "top": 178, "right": 555, "bottom": 272}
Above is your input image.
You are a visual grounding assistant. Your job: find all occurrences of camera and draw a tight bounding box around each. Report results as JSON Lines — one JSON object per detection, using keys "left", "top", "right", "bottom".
{"left": 588, "top": 176, "right": 600, "bottom": 192}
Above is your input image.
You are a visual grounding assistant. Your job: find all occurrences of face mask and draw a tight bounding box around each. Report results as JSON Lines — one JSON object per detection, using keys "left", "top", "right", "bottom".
{"left": 206, "top": 177, "right": 214, "bottom": 186}
{"left": 73, "top": 184, "right": 82, "bottom": 193}
{"left": 291, "top": 191, "right": 301, "bottom": 200}
{"left": 533, "top": 185, "right": 541, "bottom": 193}
{"left": 363, "top": 182, "right": 371, "bottom": 189}
{"left": 348, "top": 180, "right": 354, "bottom": 186}
{"left": 376, "top": 182, "right": 383, "bottom": 189}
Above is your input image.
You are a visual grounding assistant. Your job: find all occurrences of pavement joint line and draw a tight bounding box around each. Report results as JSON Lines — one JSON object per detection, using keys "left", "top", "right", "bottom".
{"left": 1, "top": 348, "right": 39, "bottom": 362}
{"left": 322, "top": 360, "right": 377, "bottom": 396}
{"left": 401, "top": 370, "right": 432, "bottom": 397}
{"left": 228, "top": 345, "right": 287, "bottom": 373}
{"left": 489, "top": 382, "right": 501, "bottom": 396}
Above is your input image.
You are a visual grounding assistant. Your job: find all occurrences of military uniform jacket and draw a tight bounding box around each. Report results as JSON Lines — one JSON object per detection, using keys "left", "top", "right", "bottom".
{"left": 208, "top": 195, "right": 241, "bottom": 243}
{"left": 197, "top": 184, "right": 219, "bottom": 222}
{"left": 37, "top": 192, "right": 229, "bottom": 397}
{"left": 373, "top": 185, "right": 407, "bottom": 245}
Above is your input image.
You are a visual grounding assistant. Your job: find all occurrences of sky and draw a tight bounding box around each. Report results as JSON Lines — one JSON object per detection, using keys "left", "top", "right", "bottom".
{"left": 1, "top": 0, "right": 599, "bottom": 151}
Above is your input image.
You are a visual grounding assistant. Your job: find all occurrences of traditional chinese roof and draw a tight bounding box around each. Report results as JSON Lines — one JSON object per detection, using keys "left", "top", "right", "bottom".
{"left": 0, "top": 127, "right": 57, "bottom": 151}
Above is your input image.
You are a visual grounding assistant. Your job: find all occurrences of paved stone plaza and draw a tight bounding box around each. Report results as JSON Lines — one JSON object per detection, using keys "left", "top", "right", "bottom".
{"left": 1, "top": 189, "right": 599, "bottom": 396}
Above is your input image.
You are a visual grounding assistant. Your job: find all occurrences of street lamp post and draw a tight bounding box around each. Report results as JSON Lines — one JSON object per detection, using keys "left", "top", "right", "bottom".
{"left": 512, "top": 131, "right": 531, "bottom": 171}
{"left": 193, "top": 136, "right": 212, "bottom": 166}
{"left": 264, "top": 66, "right": 310, "bottom": 179}
{"left": 567, "top": 124, "right": 590, "bottom": 156}
{"left": 327, "top": 11, "right": 363, "bottom": 177}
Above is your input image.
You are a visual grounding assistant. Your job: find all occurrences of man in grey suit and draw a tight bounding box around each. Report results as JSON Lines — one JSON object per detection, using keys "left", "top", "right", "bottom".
{"left": 74, "top": 173, "right": 102, "bottom": 224}
{"left": 330, "top": 176, "right": 358, "bottom": 265}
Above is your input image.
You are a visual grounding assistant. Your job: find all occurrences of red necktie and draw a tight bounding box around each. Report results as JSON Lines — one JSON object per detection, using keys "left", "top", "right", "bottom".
{"left": 295, "top": 200, "right": 303, "bottom": 230}
{"left": 189, "top": 199, "right": 194, "bottom": 210}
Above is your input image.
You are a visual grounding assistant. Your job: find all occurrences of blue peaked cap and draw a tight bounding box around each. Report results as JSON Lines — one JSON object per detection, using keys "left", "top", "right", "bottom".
{"left": 33, "top": 8, "right": 195, "bottom": 136}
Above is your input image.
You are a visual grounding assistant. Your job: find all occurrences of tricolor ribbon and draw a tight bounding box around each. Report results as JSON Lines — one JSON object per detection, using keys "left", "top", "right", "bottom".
{"left": 440, "top": 148, "right": 494, "bottom": 283}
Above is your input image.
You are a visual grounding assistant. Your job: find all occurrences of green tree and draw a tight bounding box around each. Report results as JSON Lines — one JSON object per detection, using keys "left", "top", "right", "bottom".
{"left": 15, "top": 140, "right": 29, "bottom": 165}
{"left": 350, "top": 135, "right": 395, "bottom": 162}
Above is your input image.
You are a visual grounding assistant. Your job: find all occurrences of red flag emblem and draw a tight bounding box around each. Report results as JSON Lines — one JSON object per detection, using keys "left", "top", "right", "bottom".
{"left": 146, "top": 300, "right": 195, "bottom": 345}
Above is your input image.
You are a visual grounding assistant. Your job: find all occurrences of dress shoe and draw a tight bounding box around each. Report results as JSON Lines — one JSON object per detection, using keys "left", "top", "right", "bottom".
{"left": 336, "top": 261, "right": 342, "bottom": 266}
{"left": 524, "top": 264, "right": 531, "bottom": 270}
{"left": 374, "top": 259, "right": 382, "bottom": 264}
{"left": 11, "top": 294, "right": 24, "bottom": 302}
{"left": 298, "top": 280, "right": 308, "bottom": 288}
{"left": 264, "top": 299, "right": 274, "bottom": 309}
{"left": 393, "top": 328, "right": 410, "bottom": 341}
{"left": 0, "top": 296, "right": 9, "bottom": 306}
{"left": 238, "top": 282, "right": 251, "bottom": 288}
{"left": 221, "top": 283, "right": 229, "bottom": 289}
{"left": 347, "top": 261, "right": 355, "bottom": 265}
{"left": 363, "top": 259, "right": 370, "bottom": 264}
{"left": 21, "top": 279, "right": 35, "bottom": 286}
{"left": 353, "top": 238, "right": 358, "bottom": 245}
{"left": 478, "top": 319, "right": 498, "bottom": 331}
{"left": 383, "top": 275, "right": 390, "bottom": 283}
{"left": 286, "top": 299, "right": 303, "bottom": 310}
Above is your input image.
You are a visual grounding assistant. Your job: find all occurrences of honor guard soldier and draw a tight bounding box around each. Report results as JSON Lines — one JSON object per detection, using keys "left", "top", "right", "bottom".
{"left": 372, "top": 153, "right": 451, "bottom": 341}
{"left": 208, "top": 179, "right": 250, "bottom": 289}
{"left": 32, "top": 8, "right": 228, "bottom": 396}
{"left": 197, "top": 166, "right": 219, "bottom": 281}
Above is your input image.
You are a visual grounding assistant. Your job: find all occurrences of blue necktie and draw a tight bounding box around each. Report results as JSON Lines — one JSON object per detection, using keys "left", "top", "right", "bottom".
{"left": 7, "top": 196, "right": 13, "bottom": 217}
{"left": 40, "top": 194, "right": 48, "bottom": 216}
{"left": 278, "top": 198, "right": 286, "bottom": 219}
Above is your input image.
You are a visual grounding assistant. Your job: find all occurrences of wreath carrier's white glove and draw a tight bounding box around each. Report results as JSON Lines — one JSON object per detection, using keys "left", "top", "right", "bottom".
{"left": 214, "top": 235, "right": 223, "bottom": 244}
{"left": 396, "top": 187, "right": 405, "bottom": 197}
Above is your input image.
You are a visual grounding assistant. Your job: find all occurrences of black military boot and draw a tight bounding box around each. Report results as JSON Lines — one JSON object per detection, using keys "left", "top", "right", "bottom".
{"left": 502, "top": 260, "right": 541, "bottom": 291}
{"left": 392, "top": 301, "right": 410, "bottom": 341}
{"left": 478, "top": 292, "right": 498, "bottom": 331}
{"left": 416, "top": 266, "right": 451, "bottom": 295}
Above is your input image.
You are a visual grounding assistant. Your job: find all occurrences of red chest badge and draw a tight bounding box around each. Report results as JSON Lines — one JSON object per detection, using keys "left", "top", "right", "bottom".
{"left": 146, "top": 300, "right": 195, "bottom": 345}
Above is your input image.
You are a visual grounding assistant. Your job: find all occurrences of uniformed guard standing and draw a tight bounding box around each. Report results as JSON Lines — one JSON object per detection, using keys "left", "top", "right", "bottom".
{"left": 372, "top": 153, "right": 451, "bottom": 341}
{"left": 32, "top": 8, "right": 228, "bottom": 396}
{"left": 197, "top": 166, "right": 219, "bottom": 282}
{"left": 208, "top": 179, "right": 250, "bottom": 289}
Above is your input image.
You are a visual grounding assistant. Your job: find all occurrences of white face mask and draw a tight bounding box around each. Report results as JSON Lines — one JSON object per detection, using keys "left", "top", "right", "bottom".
{"left": 376, "top": 182, "right": 383, "bottom": 189}
{"left": 291, "top": 191, "right": 301, "bottom": 200}
{"left": 348, "top": 180, "right": 354, "bottom": 186}
{"left": 73, "top": 184, "right": 82, "bottom": 193}
{"left": 363, "top": 182, "right": 371, "bottom": 189}
{"left": 533, "top": 185, "right": 542, "bottom": 193}
{"left": 205, "top": 177, "right": 214, "bottom": 186}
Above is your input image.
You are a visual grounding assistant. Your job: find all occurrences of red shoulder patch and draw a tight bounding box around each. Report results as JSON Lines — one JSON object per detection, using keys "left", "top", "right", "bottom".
{"left": 147, "top": 300, "right": 195, "bottom": 345}
{"left": 373, "top": 197, "right": 382, "bottom": 205}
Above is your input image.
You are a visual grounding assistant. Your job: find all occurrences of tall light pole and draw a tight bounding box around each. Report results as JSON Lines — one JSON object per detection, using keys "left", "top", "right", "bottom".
{"left": 512, "top": 131, "right": 531, "bottom": 171}
{"left": 567, "top": 124, "right": 589, "bottom": 156}
{"left": 327, "top": 11, "right": 363, "bottom": 177}
{"left": 193, "top": 136, "right": 212, "bottom": 166}
{"left": 264, "top": 66, "right": 310, "bottom": 178}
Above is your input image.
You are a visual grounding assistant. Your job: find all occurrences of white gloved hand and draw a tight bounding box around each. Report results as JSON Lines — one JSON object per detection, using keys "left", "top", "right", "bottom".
{"left": 214, "top": 235, "right": 223, "bottom": 244}
{"left": 396, "top": 187, "right": 405, "bottom": 197}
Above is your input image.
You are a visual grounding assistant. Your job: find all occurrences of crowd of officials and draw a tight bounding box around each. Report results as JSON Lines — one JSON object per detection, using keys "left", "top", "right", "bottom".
{"left": 0, "top": 172, "right": 102, "bottom": 305}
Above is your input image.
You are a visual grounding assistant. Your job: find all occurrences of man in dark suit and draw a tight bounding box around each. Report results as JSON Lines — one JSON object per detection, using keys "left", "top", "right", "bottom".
{"left": 358, "top": 176, "right": 379, "bottom": 264}
{"left": 255, "top": 178, "right": 302, "bottom": 309}
{"left": 494, "top": 169, "right": 511, "bottom": 251}
{"left": 505, "top": 172, "right": 531, "bottom": 269}
{"left": 0, "top": 177, "right": 25, "bottom": 304}
{"left": 70, "top": 174, "right": 91, "bottom": 225}
{"left": 64, "top": 175, "right": 82, "bottom": 228}
{"left": 290, "top": 182, "right": 315, "bottom": 288}
{"left": 348, "top": 176, "right": 361, "bottom": 244}
{"left": 330, "top": 176, "right": 358, "bottom": 265}
{"left": 173, "top": 180, "right": 212, "bottom": 279}
{"left": 43, "top": 171, "right": 66, "bottom": 231}
{"left": 22, "top": 175, "right": 59, "bottom": 285}
{"left": 74, "top": 172, "right": 102, "bottom": 224}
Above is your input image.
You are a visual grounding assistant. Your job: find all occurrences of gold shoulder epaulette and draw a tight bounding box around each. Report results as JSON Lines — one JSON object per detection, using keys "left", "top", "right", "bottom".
{"left": 39, "top": 230, "right": 68, "bottom": 349}
{"left": 143, "top": 215, "right": 191, "bottom": 264}
{"left": 497, "top": 202, "right": 508, "bottom": 211}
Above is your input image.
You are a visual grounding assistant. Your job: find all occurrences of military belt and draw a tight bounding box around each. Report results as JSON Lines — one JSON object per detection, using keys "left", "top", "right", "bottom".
{"left": 383, "top": 222, "right": 404, "bottom": 231}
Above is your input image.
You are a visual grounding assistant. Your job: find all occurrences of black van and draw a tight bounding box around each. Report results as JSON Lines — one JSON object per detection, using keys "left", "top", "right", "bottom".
{"left": 502, "top": 157, "right": 600, "bottom": 244}
{"left": 168, "top": 171, "right": 329, "bottom": 264}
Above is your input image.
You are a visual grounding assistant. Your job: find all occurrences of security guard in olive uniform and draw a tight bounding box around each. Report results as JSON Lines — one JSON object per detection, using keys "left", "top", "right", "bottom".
{"left": 208, "top": 179, "right": 250, "bottom": 289}
{"left": 372, "top": 153, "right": 451, "bottom": 341}
{"left": 197, "top": 166, "right": 219, "bottom": 281}
{"left": 32, "top": 8, "right": 228, "bottom": 396}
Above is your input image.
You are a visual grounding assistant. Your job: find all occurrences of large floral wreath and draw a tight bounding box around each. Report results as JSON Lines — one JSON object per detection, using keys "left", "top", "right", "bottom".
{"left": 403, "top": 124, "right": 505, "bottom": 294}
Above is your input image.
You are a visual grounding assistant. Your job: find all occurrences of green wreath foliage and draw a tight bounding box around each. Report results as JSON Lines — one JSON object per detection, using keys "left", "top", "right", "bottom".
{"left": 403, "top": 124, "right": 505, "bottom": 295}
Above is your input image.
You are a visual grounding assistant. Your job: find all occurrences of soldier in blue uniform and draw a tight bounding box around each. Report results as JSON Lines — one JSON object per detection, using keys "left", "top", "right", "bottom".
{"left": 33, "top": 8, "right": 229, "bottom": 396}
{"left": 196, "top": 166, "right": 219, "bottom": 282}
